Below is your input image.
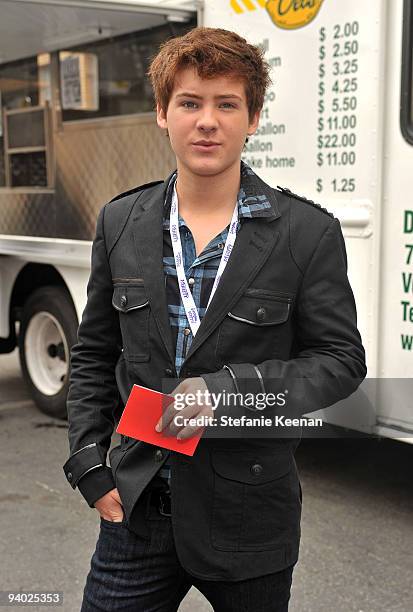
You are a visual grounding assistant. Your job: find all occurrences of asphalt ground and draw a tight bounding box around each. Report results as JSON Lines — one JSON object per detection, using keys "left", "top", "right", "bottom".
{"left": 0, "top": 350, "right": 412, "bottom": 612}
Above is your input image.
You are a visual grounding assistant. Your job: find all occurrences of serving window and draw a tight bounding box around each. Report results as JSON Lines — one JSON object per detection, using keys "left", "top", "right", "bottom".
{"left": 3, "top": 104, "right": 51, "bottom": 187}
{"left": 0, "top": 53, "right": 52, "bottom": 188}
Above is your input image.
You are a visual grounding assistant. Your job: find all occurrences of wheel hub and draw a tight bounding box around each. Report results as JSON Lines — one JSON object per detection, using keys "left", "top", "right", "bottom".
{"left": 24, "top": 312, "right": 69, "bottom": 396}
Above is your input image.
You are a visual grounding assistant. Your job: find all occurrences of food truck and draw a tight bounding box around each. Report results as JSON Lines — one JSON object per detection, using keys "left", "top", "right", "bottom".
{"left": 0, "top": 0, "right": 412, "bottom": 442}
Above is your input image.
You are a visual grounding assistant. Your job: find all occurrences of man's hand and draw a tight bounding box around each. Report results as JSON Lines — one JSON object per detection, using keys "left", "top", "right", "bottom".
{"left": 94, "top": 488, "right": 124, "bottom": 522}
{"left": 155, "top": 377, "right": 214, "bottom": 440}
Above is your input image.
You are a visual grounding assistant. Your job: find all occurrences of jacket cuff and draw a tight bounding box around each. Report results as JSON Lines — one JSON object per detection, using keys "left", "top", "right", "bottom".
{"left": 77, "top": 466, "right": 115, "bottom": 508}
{"left": 223, "top": 363, "right": 265, "bottom": 408}
{"left": 200, "top": 366, "right": 236, "bottom": 400}
{"left": 63, "top": 442, "right": 104, "bottom": 489}
{"left": 63, "top": 442, "right": 115, "bottom": 507}
{"left": 203, "top": 363, "right": 264, "bottom": 403}
{"left": 201, "top": 363, "right": 267, "bottom": 419}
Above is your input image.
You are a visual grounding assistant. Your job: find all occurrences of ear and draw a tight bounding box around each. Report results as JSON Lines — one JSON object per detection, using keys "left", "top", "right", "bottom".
{"left": 247, "top": 110, "right": 261, "bottom": 136}
{"left": 156, "top": 103, "right": 168, "bottom": 129}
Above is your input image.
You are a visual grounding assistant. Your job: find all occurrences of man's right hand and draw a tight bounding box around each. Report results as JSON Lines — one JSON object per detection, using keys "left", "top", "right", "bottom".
{"left": 94, "top": 488, "right": 124, "bottom": 522}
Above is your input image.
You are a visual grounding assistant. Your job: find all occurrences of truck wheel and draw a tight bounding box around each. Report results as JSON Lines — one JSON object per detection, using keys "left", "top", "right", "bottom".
{"left": 18, "top": 286, "right": 78, "bottom": 419}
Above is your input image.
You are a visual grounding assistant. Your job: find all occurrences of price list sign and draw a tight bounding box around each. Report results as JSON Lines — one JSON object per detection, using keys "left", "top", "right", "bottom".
{"left": 316, "top": 19, "right": 364, "bottom": 197}
{"left": 204, "top": 0, "right": 382, "bottom": 206}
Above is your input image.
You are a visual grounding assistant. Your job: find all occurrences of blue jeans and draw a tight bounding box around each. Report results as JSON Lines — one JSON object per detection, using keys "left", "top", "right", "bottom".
{"left": 81, "top": 492, "right": 294, "bottom": 612}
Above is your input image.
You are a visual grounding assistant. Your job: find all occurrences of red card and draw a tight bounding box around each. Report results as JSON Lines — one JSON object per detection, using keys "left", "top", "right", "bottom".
{"left": 116, "top": 384, "right": 202, "bottom": 456}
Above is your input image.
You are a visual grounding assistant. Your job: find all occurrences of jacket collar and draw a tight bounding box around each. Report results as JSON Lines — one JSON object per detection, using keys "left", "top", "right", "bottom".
{"left": 140, "top": 161, "right": 280, "bottom": 221}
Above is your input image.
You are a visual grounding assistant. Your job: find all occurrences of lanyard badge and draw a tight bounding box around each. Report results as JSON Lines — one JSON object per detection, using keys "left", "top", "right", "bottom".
{"left": 169, "top": 182, "right": 238, "bottom": 337}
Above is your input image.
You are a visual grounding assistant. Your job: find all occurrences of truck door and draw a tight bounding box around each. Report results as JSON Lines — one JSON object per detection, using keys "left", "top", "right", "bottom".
{"left": 376, "top": 0, "right": 413, "bottom": 437}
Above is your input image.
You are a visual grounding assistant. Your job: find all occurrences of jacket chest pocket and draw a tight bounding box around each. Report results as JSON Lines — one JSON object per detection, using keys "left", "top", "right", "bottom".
{"left": 216, "top": 289, "right": 294, "bottom": 363}
{"left": 112, "top": 284, "right": 150, "bottom": 362}
{"left": 210, "top": 449, "right": 299, "bottom": 552}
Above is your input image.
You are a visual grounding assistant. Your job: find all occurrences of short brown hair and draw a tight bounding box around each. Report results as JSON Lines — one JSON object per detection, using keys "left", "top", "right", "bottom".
{"left": 147, "top": 27, "right": 272, "bottom": 122}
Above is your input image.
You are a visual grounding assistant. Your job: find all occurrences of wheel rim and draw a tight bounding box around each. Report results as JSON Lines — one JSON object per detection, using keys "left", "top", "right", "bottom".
{"left": 24, "top": 311, "right": 69, "bottom": 396}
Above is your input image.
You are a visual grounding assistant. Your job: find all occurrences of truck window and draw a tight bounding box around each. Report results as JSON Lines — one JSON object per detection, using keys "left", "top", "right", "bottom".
{"left": 0, "top": 54, "right": 52, "bottom": 188}
{"left": 59, "top": 21, "right": 195, "bottom": 122}
{"left": 401, "top": 0, "right": 413, "bottom": 144}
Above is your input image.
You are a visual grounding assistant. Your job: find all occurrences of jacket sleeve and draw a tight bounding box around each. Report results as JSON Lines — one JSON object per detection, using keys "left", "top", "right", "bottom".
{"left": 201, "top": 218, "right": 367, "bottom": 421}
{"left": 63, "top": 204, "right": 122, "bottom": 507}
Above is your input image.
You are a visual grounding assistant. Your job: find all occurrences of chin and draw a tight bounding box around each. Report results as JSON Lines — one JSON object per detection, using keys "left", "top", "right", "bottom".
{"left": 180, "top": 156, "right": 238, "bottom": 177}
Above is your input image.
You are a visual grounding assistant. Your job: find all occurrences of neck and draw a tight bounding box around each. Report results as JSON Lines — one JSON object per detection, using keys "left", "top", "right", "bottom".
{"left": 175, "top": 161, "right": 241, "bottom": 217}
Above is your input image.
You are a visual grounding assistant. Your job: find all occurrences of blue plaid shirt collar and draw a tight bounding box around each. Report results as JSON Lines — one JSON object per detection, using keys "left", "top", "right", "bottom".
{"left": 162, "top": 160, "right": 274, "bottom": 229}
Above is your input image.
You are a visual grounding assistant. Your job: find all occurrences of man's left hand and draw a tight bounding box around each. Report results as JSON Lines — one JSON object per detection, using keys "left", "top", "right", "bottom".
{"left": 155, "top": 377, "right": 214, "bottom": 440}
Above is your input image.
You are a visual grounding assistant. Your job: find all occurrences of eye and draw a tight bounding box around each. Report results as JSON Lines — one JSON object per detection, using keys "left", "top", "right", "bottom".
{"left": 220, "top": 102, "right": 236, "bottom": 109}
{"left": 181, "top": 101, "right": 198, "bottom": 108}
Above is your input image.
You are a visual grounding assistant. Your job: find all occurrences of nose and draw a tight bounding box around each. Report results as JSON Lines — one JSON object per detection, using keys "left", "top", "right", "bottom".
{"left": 196, "top": 106, "right": 218, "bottom": 133}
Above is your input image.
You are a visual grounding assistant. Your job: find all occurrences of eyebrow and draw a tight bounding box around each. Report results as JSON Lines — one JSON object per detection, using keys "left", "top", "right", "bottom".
{"left": 175, "top": 92, "right": 243, "bottom": 101}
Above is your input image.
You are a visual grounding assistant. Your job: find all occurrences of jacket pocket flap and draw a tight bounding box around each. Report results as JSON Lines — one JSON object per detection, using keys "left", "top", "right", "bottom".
{"left": 112, "top": 285, "right": 149, "bottom": 313}
{"left": 228, "top": 293, "right": 291, "bottom": 326}
{"left": 211, "top": 450, "right": 292, "bottom": 485}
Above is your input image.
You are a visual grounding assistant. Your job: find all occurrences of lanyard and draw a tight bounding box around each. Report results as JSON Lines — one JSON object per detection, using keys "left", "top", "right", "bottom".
{"left": 169, "top": 182, "right": 238, "bottom": 337}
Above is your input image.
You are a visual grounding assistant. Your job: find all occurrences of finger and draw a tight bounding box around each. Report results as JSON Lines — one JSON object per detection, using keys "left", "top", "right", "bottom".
{"left": 100, "top": 498, "right": 123, "bottom": 515}
{"left": 176, "top": 405, "right": 213, "bottom": 439}
{"left": 167, "top": 403, "right": 203, "bottom": 437}
{"left": 177, "top": 424, "right": 205, "bottom": 440}
{"left": 100, "top": 512, "right": 124, "bottom": 522}
{"left": 99, "top": 501, "right": 124, "bottom": 521}
{"left": 155, "top": 390, "right": 189, "bottom": 433}
{"left": 155, "top": 403, "right": 177, "bottom": 434}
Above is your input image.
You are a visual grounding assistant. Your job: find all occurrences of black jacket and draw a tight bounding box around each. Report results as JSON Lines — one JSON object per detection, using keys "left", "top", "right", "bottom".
{"left": 63, "top": 169, "right": 366, "bottom": 581}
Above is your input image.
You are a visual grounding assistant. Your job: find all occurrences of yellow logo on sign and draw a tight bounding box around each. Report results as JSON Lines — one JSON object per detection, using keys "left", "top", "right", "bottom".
{"left": 265, "top": 0, "right": 324, "bottom": 29}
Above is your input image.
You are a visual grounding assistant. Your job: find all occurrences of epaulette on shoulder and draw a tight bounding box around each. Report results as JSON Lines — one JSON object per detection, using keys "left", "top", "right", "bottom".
{"left": 276, "top": 186, "right": 334, "bottom": 219}
{"left": 109, "top": 179, "right": 164, "bottom": 204}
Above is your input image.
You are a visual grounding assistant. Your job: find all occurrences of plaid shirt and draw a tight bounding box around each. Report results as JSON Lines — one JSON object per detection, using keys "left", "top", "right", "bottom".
{"left": 159, "top": 160, "right": 274, "bottom": 485}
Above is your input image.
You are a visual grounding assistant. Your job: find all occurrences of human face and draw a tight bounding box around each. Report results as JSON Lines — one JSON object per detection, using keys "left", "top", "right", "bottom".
{"left": 156, "top": 67, "right": 260, "bottom": 178}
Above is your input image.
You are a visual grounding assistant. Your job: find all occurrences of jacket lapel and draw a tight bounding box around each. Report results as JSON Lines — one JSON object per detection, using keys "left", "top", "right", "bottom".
{"left": 184, "top": 219, "right": 280, "bottom": 363}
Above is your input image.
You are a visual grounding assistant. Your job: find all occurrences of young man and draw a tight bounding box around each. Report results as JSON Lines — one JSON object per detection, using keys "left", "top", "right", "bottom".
{"left": 63, "top": 27, "right": 366, "bottom": 611}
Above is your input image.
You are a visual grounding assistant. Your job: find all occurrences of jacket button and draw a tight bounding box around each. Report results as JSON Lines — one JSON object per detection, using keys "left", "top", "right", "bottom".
{"left": 120, "top": 295, "right": 127, "bottom": 307}
{"left": 256, "top": 307, "right": 266, "bottom": 321}
{"left": 67, "top": 472, "right": 73, "bottom": 482}
{"left": 251, "top": 463, "right": 263, "bottom": 476}
{"left": 155, "top": 449, "right": 164, "bottom": 462}
{"left": 164, "top": 368, "right": 173, "bottom": 376}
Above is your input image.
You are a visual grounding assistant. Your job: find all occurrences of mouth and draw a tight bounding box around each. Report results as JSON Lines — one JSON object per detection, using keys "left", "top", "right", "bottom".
{"left": 192, "top": 141, "right": 221, "bottom": 151}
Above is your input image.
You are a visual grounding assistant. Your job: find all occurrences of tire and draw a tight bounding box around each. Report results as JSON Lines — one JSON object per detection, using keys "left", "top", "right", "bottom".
{"left": 18, "top": 286, "right": 78, "bottom": 419}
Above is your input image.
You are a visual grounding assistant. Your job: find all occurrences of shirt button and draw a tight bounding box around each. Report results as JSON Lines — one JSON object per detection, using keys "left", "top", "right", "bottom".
{"left": 217, "top": 242, "right": 224, "bottom": 249}
{"left": 188, "top": 277, "right": 195, "bottom": 286}
{"left": 183, "top": 328, "right": 191, "bottom": 336}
